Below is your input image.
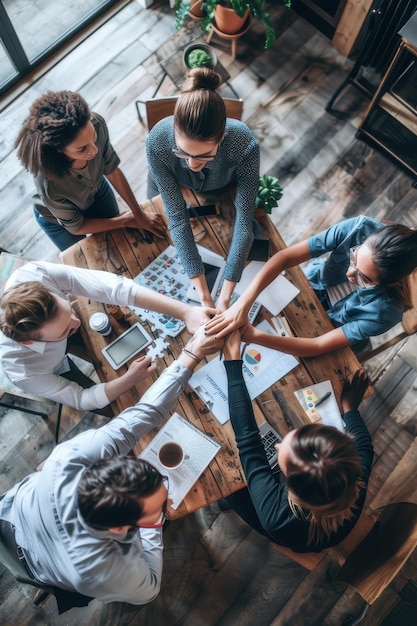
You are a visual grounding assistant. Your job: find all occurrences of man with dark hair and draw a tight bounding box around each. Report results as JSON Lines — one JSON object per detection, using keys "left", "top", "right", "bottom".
{"left": 0, "top": 327, "right": 220, "bottom": 606}
{"left": 0, "top": 260, "right": 215, "bottom": 411}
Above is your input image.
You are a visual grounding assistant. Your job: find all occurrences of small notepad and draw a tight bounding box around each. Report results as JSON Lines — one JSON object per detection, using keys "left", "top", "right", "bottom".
{"left": 294, "top": 381, "right": 345, "bottom": 432}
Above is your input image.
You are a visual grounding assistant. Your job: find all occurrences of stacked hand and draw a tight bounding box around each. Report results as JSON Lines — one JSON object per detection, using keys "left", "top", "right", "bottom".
{"left": 184, "top": 325, "right": 224, "bottom": 361}
{"left": 204, "top": 301, "right": 249, "bottom": 338}
{"left": 222, "top": 329, "right": 242, "bottom": 361}
{"left": 183, "top": 306, "right": 218, "bottom": 334}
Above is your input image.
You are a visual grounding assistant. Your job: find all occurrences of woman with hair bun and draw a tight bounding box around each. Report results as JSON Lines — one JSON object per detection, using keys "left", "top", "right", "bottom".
{"left": 15, "top": 90, "right": 166, "bottom": 251}
{"left": 222, "top": 331, "right": 373, "bottom": 552}
{"left": 146, "top": 67, "right": 260, "bottom": 310}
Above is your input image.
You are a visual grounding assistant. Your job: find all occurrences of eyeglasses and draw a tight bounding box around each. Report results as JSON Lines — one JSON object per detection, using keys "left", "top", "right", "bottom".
{"left": 172, "top": 147, "right": 217, "bottom": 162}
{"left": 136, "top": 476, "right": 169, "bottom": 529}
{"left": 348, "top": 246, "right": 376, "bottom": 288}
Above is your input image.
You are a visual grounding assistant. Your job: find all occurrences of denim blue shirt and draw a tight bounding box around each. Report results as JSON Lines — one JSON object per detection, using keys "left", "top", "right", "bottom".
{"left": 146, "top": 117, "right": 260, "bottom": 281}
{"left": 0, "top": 361, "right": 191, "bottom": 604}
{"left": 305, "top": 215, "right": 404, "bottom": 345}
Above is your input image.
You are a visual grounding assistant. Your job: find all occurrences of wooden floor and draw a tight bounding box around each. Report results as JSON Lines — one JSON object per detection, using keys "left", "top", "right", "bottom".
{"left": 1, "top": 2, "right": 417, "bottom": 625}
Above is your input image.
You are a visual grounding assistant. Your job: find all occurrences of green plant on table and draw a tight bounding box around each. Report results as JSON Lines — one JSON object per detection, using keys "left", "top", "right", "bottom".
{"left": 187, "top": 48, "right": 214, "bottom": 68}
{"left": 256, "top": 174, "right": 283, "bottom": 214}
{"left": 175, "top": 0, "right": 291, "bottom": 50}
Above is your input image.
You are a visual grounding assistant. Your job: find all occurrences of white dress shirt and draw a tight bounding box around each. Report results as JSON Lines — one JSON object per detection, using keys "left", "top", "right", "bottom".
{"left": 0, "top": 261, "right": 138, "bottom": 410}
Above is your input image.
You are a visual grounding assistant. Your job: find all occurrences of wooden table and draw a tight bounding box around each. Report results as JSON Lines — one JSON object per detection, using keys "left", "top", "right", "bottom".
{"left": 61, "top": 192, "right": 365, "bottom": 520}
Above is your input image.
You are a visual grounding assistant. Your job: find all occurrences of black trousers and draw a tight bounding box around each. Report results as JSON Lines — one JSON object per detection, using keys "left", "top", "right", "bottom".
{"left": 62, "top": 355, "right": 114, "bottom": 418}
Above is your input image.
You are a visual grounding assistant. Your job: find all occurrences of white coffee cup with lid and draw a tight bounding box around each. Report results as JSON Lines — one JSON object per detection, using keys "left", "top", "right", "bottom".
{"left": 89, "top": 312, "right": 112, "bottom": 336}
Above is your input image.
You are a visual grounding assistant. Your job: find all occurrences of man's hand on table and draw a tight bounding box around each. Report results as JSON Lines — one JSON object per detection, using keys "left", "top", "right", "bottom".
{"left": 103, "top": 355, "right": 158, "bottom": 404}
{"left": 125, "top": 355, "right": 158, "bottom": 383}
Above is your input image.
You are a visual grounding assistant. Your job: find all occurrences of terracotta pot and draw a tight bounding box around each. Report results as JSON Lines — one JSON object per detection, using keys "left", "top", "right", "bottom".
{"left": 214, "top": 5, "right": 250, "bottom": 35}
{"left": 189, "top": 0, "right": 204, "bottom": 19}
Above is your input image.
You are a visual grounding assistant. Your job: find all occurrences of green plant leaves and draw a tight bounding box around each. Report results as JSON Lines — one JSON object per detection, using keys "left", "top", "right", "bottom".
{"left": 256, "top": 175, "right": 283, "bottom": 214}
{"left": 175, "top": 0, "right": 292, "bottom": 50}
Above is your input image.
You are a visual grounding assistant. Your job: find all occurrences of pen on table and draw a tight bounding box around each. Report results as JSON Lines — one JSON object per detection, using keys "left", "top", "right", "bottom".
{"left": 314, "top": 391, "right": 331, "bottom": 408}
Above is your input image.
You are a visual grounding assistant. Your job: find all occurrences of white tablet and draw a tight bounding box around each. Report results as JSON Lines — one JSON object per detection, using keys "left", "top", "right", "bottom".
{"left": 101, "top": 322, "right": 153, "bottom": 370}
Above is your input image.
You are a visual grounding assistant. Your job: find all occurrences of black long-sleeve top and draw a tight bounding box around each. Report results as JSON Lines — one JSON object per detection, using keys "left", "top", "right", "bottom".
{"left": 225, "top": 360, "right": 374, "bottom": 553}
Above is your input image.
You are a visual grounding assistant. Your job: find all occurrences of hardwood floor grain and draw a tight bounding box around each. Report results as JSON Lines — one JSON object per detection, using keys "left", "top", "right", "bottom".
{"left": 1, "top": 2, "right": 417, "bottom": 624}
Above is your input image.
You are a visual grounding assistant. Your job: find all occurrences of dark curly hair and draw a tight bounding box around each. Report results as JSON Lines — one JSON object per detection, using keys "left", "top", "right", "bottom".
{"left": 77, "top": 456, "right": 164, "bottom": 530}
{"left": 14, "top": 90, "right": 91, "bottom": 178}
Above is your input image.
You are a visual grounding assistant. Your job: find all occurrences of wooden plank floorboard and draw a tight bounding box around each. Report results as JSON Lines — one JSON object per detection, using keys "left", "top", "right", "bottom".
{"left": 216, "top": 541, "right": 308, "bottom": 626}
{"left": 2, "top": 2, "right": 417, "bottom": 625}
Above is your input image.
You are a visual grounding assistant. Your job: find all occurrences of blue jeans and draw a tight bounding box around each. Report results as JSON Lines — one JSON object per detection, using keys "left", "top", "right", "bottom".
{"left": 34, "top": 178, "right": 119, "bottom": 251}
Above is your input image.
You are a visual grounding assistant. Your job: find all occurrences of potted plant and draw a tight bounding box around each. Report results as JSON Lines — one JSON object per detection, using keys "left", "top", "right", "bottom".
{"left": 183, "top": 43, "right": 217, "bottom": 69}
{"left": 255, "top": 174, "right": 283, "bottom": 215}
{"left": 175, "top": 0, "right": 291, "bottom": 50}
{"left": 175, "top": 0, "right": 204, "bottom": 26}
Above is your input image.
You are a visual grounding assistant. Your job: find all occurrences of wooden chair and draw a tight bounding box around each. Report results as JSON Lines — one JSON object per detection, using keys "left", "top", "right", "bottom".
{"left": 137, "top": 95, "right": 243, "bottom": 131}
{"left": 272, "top": 509, "right": 375, "bottom": 571}
{"left": 336, "top": 502, "right": 417, "bottom": 624}
{"left": 359, "top": 270, "right": 417, "bottom": 366}
{"left": 0, "top": 251, "right": 63, "bottom": 444}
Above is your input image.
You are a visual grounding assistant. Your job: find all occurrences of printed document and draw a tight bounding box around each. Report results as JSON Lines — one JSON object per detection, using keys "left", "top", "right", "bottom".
{"left": 139, "top": 413, "right": 221, "bottom": 509}
{"left": 189, "top": 321, "right": 298, "bottom": 424}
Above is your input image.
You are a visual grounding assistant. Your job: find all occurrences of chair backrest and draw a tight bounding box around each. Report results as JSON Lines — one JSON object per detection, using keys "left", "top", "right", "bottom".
{"left": 336, "top": 501, "right": 417, "bottom": 605}
{"left": 402, "top": 269, "right": 417, "bottom": 334}
{"left": 145, "top": 96, "right": 243, "bottom": 131}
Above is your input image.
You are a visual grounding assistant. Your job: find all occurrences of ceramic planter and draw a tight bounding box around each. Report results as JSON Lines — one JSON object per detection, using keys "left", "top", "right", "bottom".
{"left": 183, "top": 43, "right": 218, "bottom": 69}
{"left": 214, "top": 5, "right": 250, "bottom": 34}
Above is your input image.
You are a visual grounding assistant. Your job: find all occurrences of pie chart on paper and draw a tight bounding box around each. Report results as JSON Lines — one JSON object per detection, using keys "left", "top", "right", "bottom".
{"left": 245, "top": 349, "right": 262, "bottom": 370}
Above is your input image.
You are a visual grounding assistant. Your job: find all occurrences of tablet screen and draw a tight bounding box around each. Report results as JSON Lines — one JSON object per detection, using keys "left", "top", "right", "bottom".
{"left": 104, "top": 324, "right": 151, "bottom": 367}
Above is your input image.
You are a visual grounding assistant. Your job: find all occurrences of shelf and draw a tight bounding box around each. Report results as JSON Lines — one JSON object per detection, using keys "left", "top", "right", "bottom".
{"left": 358, "top": 30, "right": 417, "bottom": 178}
{"left": 390, "top": 59, "right": 417, "bottom": 108}
{"left": 379, "top": 93, "right": 417, "bottom": 136}
{"left": 361, "top": 107, "right": 417, "bottom": 175}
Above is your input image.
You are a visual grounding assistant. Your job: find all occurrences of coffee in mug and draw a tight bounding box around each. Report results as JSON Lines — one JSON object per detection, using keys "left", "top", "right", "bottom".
{"left": 158, "top": 442, "right": 184, "bottom": 469}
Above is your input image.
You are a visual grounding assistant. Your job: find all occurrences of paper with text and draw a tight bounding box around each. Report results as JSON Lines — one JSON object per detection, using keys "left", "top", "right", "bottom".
{"left": 189, "top": 321, "right": 298, "bottom": 424}
{"left": 236, "top": 262, "right": 300, "bottom": 315}
{"left": 139, "top": 413, "right": 221, "bottom": 509}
